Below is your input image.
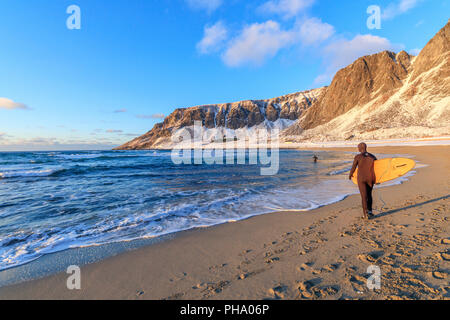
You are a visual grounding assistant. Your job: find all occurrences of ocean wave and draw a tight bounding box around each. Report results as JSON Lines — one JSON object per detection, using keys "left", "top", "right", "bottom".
{"left": 56, "top": 153, "right": 103, "bottom": 160}
{"left": 54, "top": 152, "right": 170, "bottom": 162}
{"left": 47, "top": 163, "right": 167, "bottom": 178}
{"left": 327, "top": 167, "right": 351, "bottom": 175}
{"left": 0, "top": 150, "right": 416, "bottom": 272}
{"left": 0, "top": 169, "right": 61, "bottom": 179}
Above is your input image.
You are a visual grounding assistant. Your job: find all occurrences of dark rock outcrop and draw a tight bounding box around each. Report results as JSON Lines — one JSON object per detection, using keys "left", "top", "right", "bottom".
{"left": 115, "top": 88, "right": 324, "bottom": 149}
{"left": 297, "top": 50, "right": 412, "bottom": 131}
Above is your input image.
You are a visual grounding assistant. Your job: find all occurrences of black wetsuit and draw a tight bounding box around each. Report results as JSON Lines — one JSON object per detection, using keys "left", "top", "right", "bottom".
{"left": 349, "top": 152, "right": 377, "bottom": 216}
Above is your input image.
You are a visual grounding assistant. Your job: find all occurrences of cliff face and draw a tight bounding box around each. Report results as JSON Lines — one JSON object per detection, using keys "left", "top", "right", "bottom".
{"left": 115, "top": 88, "right": 325, "bottom": 149}
{"left": 411, "top": 19, "right": 450, "bottom": 83}
{"left": 283, "top": 19, "right": 450, "bottom": 140}
{"left": 117, "top": 20, "right": 450, "bottom": 149}
{"left": 296, "top": 50, "right": 412, "bottom": 131}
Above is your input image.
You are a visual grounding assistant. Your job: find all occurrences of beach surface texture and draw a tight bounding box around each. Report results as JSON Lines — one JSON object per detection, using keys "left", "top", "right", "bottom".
{"left": 0, "top": 145, "right": 448, "bottom": 300}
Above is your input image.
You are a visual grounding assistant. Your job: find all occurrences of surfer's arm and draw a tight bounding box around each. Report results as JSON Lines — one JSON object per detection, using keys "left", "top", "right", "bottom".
{"left": 349, "top": 156, "right": 359, "bottom": 179}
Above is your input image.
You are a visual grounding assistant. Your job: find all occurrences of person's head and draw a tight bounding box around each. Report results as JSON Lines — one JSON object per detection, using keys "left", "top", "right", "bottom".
{"left": 358, "top": 142, "right": 367, "bottom": 153}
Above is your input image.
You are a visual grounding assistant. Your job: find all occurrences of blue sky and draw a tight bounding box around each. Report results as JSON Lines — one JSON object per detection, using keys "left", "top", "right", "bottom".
{"left": 0, "top": 0, "right": 448, "bottom": 150}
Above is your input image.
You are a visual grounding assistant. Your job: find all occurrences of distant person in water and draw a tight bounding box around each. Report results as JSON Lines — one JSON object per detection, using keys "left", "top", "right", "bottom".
{"left": 349, "top": 143, "right": 377, "bottom": 219}
{"left": 313, "top": 155, "right": 318, "bottom": 163}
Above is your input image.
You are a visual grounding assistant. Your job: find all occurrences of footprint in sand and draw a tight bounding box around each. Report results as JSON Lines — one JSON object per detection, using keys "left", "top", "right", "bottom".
{"left": 312, "top": 285, "right": 340, "bottom": 299}
{"left": 349, "top": 274, "right": 367, "bottom": 293}
{"left": 192, "top": 282, "right": 207, "bottom": 289}
{"left": 268, "top": 285, "right": 288, "bottom": 299}
{"left": 400, "top": 266, "right": 416, "bottom": 273}
{"left": 208, "top": 263, "right": 228, "bottom": 271}
{"left": 321, "top": 263, "right": 341, "bottom": 273}
{"left": 136, "top": 290, "right": 145, "bottom": 297}
{"left": 274, "top": 248, "right": 286, "bottom": 254}
{"left": 358, "top": 250, "right": 384, "bottom": 263}
{"left": 165, "top": 292, "right": 186, "bottom": 300}
{"left": 202, "top": 280, "right": 231, "bottom": 297}
{"left": 297, "top": 262, "right": 315, "bottom": 271}
{"left": 237, "top": 268, "right": 266, "bottom": 280}
{"left": 349, "top": 275, "right": 367, "bottom": 285}
{"left": 438, "top": 252, "right": 450, "bottom": 261}
{"left": 282, "top": 232, "right": 294, "bottom": 238}
{"left": 297, "top": 278, "right": 322, "bottom": 299}
{"left": 431, "top": 271, "right": 448, "bottom": 280}
{"left": 402, "top": 277, "right": 440, "bottom": 296}
{"left": 298, "top": 281, "right": 339, "bottom": 299}
{"left": 265, "top": 257, "right": 280, "bottom": 264}
{"left": 169, "top": 272, "right": 189, "bottom": 282}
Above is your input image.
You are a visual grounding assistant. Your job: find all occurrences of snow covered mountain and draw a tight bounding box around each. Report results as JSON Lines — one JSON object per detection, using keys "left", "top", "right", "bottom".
{"left": 115, "top": 88, "right": 325, "bottom": 149}
{"left": 116, "top": 20, "right": 449, "bottom": 150}
{"left": 282, "top": 19, "right": 449, "bottom": 142}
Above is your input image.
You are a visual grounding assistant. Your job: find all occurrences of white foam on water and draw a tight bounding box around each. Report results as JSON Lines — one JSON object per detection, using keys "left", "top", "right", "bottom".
{"left": 0, "top": 150, "right": 421, "bottom": 271}
{"left": 0, "top": 169, "right": 58, "bottom": 178}
{"left": 56, "top": 153, "right": 103, "bottom": 160}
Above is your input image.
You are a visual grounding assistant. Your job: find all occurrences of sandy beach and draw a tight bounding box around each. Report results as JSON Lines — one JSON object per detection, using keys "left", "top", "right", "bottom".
{"left": 0, "top": 145, "right": 448, "bottom": 300}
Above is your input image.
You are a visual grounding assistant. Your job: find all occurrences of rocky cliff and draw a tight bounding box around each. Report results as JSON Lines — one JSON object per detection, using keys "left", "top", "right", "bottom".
{"left": 283, "top": 19, "right": 450, "bottom": 141}
{"left": 117, "top": 20, "right": 449, "bottom": 149}
{"left": 115, "top": 88, "right": 325, "bottom": 149}
{"left": 293, "top": 50, "right": 413, "bottom": 131}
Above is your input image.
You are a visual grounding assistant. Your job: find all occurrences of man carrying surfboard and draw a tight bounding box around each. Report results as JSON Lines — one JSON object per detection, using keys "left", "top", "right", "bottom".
{"left": 349, "top": 143, "right": 377, "bottom": 219}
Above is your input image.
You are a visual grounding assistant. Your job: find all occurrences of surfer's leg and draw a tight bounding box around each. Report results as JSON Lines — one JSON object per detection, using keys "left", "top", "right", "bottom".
{"left": 367, "top": 184, "right": 373, "bottom": 212}
{"left": 357, "top": 181, "right": 368, "bottom": 218}
{"left": 366, "top": 184, "right": 375, "bottom": 218}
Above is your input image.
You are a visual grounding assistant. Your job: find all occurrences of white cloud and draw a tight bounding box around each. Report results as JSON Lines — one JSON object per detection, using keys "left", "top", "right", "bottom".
{"left": 222, "top": 21, "right": 294, "bottom": 67}
{"left": 382, "top": 0, "right": 420, "bottom": 20}
{"left": 120, "top": 133, "right": 141, "bottom": 137}
{"left": 186, "top": 0, "right": 223, "bottom": 13}
{"left": 197, "top": 21, "right": 228, "bottom": 54}
{"left": 0, "top": 97, "right": 29, "bottom": 110}
{"left": 2, "top": 137, "right": 58, "bottom": 146}
{"left": 259, "top": 0, "right": 315, "bottom": 19}
{"left": 296, "top": 17, "right": 334, "bottom": 46}
{"left": 106, "top": 129, "right": 124, "bottom": 133}
{"left": 114, "top": 108, "right": 127, "bottom": 113}
{"left": 137, "top": 114, "right": 165, "bottom": 119}
{"left": 222, "top": 18, "right": 333, "bottom": 67}
{"left": 415, "top": 19, "right": 424, "bottom": 27}
{"left": 315, "top": 34, "right": 401, "bottom": 84}
{"left": 0, "top": 136, "right": 117, "bottom": 151}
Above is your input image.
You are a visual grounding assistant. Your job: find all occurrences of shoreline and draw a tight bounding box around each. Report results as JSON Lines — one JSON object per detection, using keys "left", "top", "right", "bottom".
{"left": 0, "top": 145, "right": 448, "bottom": 299}
{"left": 0, "top": 149, "right": 413, "bottom": 285}
{"left": 114, "top": 136, "right": 450, "bottom": 151}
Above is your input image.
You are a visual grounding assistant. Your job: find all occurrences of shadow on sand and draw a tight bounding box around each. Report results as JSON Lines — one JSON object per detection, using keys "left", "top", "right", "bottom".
{"left": 374, "top": 194, "right": 449, "bottom": 219}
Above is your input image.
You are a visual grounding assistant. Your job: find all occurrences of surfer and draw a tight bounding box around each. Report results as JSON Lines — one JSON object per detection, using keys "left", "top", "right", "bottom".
{"left": 349, "top": 143, "right": 377, "bottom": 219}
{"left": 313, "top": 155, "right": 318, "bottom": 163}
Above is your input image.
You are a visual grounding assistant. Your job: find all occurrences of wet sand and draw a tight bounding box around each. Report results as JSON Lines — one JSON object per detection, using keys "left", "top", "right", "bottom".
{"left": 0, "top": 146, "right": 448, "bottom": 300}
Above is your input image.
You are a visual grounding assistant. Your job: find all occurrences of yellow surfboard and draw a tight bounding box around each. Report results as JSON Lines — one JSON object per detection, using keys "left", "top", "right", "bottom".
{"left": 351, "top": 157, "right": 416, "bottom": 185}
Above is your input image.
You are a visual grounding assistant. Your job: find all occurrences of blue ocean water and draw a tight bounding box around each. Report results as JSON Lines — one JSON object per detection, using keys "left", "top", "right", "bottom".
{"left": 0, "top": 149, "right": 395, "bottom": 271}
